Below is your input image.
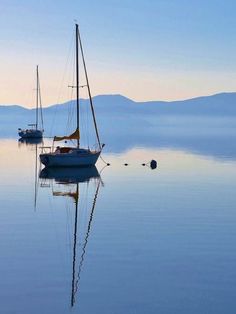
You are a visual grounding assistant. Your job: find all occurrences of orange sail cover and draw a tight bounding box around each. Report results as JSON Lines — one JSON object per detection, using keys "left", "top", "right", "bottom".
{"left": 54, "top": 129, "right": 80, "bottom": 142}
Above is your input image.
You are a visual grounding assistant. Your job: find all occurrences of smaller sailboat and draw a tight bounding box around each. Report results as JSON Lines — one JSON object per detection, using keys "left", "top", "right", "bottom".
{"left": 40, "top": 24, "right": 103, "bottom": 167}
{"left": 18, "top": 65, "right": 44, "bottom": 139}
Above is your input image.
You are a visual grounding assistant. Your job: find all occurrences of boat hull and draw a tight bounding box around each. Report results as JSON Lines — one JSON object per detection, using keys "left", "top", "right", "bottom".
{"left": 40, "top": 150, "right": 100, "bottom": 167}
{"left": 19, "top": 129, "right": 43, "bottom": 139}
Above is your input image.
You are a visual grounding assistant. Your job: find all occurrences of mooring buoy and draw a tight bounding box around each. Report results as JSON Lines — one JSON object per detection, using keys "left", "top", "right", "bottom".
{"left": 150, "top": 159, "right": 157, "bottom": 169}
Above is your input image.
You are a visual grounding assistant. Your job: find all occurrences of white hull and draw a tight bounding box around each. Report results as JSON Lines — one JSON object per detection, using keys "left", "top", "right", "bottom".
{"left": 40, "top": 149, "right": 100, "bottom": 167}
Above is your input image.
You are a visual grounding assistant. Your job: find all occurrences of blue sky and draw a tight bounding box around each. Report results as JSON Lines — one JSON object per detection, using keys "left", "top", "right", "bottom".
{"left": 0, "top": 0, "right": 236, "bottom": 106}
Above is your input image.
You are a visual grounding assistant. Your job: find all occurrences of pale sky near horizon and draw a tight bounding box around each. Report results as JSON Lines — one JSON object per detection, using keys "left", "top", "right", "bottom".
{"left": 0, "top": 0, "right": 236, "bottom": 107}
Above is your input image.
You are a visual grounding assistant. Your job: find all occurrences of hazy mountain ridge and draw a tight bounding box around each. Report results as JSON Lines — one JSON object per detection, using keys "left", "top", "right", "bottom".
{"left": 1, "top": 92, "right": 236, "bottom": 116}
{"left": 0, "top": 92, "right": 236, "bottom": 159}
{"left": 0, "top": 104, "right": 29, "bottom": 114}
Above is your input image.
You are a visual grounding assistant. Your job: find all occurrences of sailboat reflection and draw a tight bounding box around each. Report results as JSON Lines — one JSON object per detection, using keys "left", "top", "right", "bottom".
{"left": 39, "top": 165, "right": 99, "bottom": 183}
{"left": 18, "top": 137, "right": 43, "bottom": 146}
{"left": 39, "top": 166, "right": 101, "bottom": 307}
{"left": 18, "top": 137, "right": 41, "bottom": 209}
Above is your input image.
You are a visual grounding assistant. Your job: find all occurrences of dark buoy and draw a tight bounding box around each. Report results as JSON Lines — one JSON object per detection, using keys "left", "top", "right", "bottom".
{"left": 107, "top": 163, "right": 110, "bottom": 166}
{"left": 142, "top": 163, "right": 145, "bottom": 166}
{"left": 150, "top": 159, "right": 157, "bottom": 169}
{"left": 124, "top": 163, "right": 128, "bottom": 166}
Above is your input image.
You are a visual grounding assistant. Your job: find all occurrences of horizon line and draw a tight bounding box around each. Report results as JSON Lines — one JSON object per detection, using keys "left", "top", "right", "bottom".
{"left": 1, "top": 90, "right": 236, "bottom": 109}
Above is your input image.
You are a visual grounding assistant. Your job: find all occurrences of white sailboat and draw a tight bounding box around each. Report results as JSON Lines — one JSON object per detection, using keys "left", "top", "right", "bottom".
{"left": 40, "top": 24, "right": 103, "bottom": 167}
{"left": 18, "top": 65, "right": 44, "bottom": 139}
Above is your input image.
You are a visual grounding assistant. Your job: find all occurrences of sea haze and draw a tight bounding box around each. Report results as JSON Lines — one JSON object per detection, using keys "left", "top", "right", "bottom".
{"left": 0, "top": 92, "right": 236, "bottom": 159}
{"left": 0, "top": 93, "right": 236, "bottom": 313}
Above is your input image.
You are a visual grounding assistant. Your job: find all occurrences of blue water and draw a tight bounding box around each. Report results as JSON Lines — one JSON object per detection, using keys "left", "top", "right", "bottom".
{"left": 0, "top": 132, "right": 236, "bottom": 313}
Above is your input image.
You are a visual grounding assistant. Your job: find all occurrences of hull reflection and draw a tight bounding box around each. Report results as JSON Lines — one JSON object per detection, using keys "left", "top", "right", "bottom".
{"left": 18, "top": 137, "right": 43, "bottom": 146}
{"left": 39, "top": 165, "right": 99, "bottom": 183}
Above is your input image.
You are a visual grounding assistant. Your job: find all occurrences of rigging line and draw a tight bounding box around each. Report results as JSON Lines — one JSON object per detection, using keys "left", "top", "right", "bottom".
{"left": 65, "top": 96, "right": 70, "bottom": 133}
{"left": 99, "top": 154, "right": 110, "bottom": 166}
{"left": 67, "top": 105, "right": 75, "bottom": 135}
{"left": 50, "top": 30, "right": 74, "bottom": 137}
{"left": 66, "top": 43, "right": 76, "bottom": 134}
{"left": 36, "top": 65, "right": 39, "bottom": 129}
{"left": 85, "top": 91, "right": 90, "bottom": 148}
{"left": 77, "top": 25, "right": 102, "bottom": 150}
{"left": 66, "top": 95, "right": 74, "bottom": 134}
{"left": 38, "top": 72, "right": 44, "bottom": 131}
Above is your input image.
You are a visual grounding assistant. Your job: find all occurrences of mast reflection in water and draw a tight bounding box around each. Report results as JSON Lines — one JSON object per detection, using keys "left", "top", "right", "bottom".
{"left": 39, "top": 166, "right": 102, "bottom": 307}
{"left": 18, "top": 138, "right": 42, "bottom": 210}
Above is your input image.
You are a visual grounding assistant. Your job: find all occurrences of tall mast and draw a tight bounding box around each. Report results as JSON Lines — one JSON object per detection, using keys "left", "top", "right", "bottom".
{"left": 36, "top": 65, "right": 39, "bottom": 130}
{"left": 77, "top": 26, "right": 102, "bottom": 150}
{"left": 76, "top": 24, "right": 80, "bottom": 147}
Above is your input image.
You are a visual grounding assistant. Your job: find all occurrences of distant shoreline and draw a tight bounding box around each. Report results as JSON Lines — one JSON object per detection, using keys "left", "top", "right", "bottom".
{"left": 1, "top": 91, "right": 236, "bottom": 109}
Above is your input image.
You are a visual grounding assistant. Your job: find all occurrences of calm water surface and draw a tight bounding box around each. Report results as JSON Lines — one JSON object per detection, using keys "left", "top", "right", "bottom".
{"left": 0, "top": 138, "right": 236, "bottom": 314}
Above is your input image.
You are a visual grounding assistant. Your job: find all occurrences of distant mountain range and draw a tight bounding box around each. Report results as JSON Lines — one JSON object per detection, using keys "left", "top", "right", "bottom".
{"left": 0, "top": 92, "right": 236, "bottom": 159}
{"left": 1, "top": 92, "right": 236, "bottom": 116}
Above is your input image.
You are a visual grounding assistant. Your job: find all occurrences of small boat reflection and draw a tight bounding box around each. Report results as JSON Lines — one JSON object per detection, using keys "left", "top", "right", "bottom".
{"left": 18, "top": 137, "right": 43, "bottom": 146}
{"left": 39, "top": 165, "right": 100, "bottom": 183}
{"left": 39, "top": 165, "right": 101, "bottom": 307}
{"left": 18, "top": 137, "right": 41, "bottom": 209}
